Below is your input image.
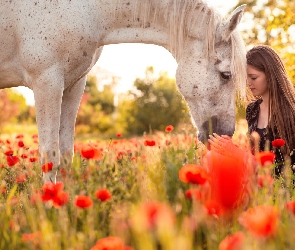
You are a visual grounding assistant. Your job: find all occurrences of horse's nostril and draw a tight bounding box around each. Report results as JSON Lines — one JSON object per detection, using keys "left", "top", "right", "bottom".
{"left": 201, "top": 116, "right": 218, "bottom": 134}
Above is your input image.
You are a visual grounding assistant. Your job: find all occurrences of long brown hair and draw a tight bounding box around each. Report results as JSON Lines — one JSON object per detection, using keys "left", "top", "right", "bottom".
{"left": 246, "top": 45, "right": 295, "bottom": 155}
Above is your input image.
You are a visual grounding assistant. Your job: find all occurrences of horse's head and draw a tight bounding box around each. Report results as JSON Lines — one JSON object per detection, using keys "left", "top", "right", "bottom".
{"left": 175, "top": 4, "right": 247, "bottom": 142}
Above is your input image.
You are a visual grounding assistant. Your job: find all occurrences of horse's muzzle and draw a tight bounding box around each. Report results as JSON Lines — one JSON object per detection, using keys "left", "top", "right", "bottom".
{"left": 199, "top": 116, "right": 234, "bottom": 142}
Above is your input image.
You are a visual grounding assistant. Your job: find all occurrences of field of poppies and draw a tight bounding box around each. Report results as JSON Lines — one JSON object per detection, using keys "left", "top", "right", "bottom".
{"left": 1, "top": 120, "right": 295, "bottom": 250}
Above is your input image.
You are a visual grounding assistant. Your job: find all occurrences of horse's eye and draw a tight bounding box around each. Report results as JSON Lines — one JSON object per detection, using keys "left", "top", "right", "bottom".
{"left": 220, "top": 71, "right": 231, "bottom": 80}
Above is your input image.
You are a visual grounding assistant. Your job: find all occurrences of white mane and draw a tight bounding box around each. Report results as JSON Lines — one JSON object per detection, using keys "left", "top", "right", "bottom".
{"left": 114, "top": 0, "right": 247, "bottom": 98}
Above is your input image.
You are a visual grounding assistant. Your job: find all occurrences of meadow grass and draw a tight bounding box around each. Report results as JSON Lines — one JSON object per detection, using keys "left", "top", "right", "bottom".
{"left": 0, "top": 122, "right": 295, "bottom": 250}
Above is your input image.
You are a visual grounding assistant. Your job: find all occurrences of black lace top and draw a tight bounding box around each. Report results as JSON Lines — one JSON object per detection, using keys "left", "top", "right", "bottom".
{"left": 246, "top": 99, "right": 272, "bottom": 152}
{"left": 246, "top": 99, "right": 295, "bottom": 175}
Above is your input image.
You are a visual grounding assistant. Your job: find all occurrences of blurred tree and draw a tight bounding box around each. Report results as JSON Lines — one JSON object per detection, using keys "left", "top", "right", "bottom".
{"left": 116, "top": 67, "right": 191, "bottom": 135}
{"left": 75, "top": 73, "right": 116, "bottom": 135}
{"left": 84, "top": 75, "right": 116, "bottom": 115}
{"left": 0, "top": 89, "right": 31, "bottom": 129}
{"left": 234, "top": 0, "right": 295, "bottom": 82}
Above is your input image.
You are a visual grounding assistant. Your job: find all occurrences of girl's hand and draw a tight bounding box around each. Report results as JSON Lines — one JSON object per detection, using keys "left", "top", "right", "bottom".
{"left": 208, "top": 133, "right": 232, "bottom": 153}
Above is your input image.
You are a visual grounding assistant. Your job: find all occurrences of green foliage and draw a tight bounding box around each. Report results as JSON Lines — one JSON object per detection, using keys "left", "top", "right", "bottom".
{"left": 1, "top": 130, "right": 295, "bottom": 249}
{"left": 76, "top": 75, "right": 117, "bottom": 136}
{"left": 116, "top": 67, "right": 192, "bottom": 136}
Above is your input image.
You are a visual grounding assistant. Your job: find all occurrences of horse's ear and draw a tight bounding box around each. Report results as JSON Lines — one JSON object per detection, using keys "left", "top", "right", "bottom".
{"left": 217, "top": 4, "right": 246, "bottom": 42}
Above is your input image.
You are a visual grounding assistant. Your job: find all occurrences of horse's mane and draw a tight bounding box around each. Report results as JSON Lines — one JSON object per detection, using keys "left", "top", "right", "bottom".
{"left": 114, "top": 0, "right": 247, "bottom": 98}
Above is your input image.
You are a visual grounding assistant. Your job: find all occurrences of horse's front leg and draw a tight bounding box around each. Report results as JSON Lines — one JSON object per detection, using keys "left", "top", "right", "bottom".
{"left": 58, "top": 77, "right": 86, "bottom": 179}
{"left": 33, "top": 65, "right": 64, "bottom": 183}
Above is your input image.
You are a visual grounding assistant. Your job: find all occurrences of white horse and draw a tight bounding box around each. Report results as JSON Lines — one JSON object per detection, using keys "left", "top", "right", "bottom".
{"left": 0, "top": 0, "right": 247, "bottom": 183}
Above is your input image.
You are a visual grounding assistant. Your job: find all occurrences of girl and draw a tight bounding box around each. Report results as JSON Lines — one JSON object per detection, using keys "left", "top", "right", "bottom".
{"left": 209, "top": 45, "right": 295, "bottom": 175}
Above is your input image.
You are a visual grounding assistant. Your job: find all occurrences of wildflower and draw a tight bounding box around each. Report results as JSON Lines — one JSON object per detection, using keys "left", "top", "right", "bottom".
{"left": 6, "top": 155, "right": 19, "bottom": 167}
{"left": 41, "top": 182, "right": 64, "bottom": 201}
{"left": 41, "top": 162, "right": 54, "bottom": 173}
{"left": 257, "top": 174, "right": 274, "bottom": 188}
{"left": 185, "top": 189, "right": 203, "bottom": 201}
{"left": 74, "top": 195, "right": 93, "bottom": 209}
{"left": 95, "top": 189, "right": 112, "bottom": 202}
{"left": 15, "top": 134, "right": 24, "bottom": 139}
{"left": 16, "top": 174, "right": 27, "bottom": 183}
{"left": 144, "top": 140, "right": 156, "bottom": 146}
{"left": 90, "top": 236, "right": 124, "bottom": 250}
{"left": 4, "top": 149, "right": 14, "bottom": 156}
{"left": 116, "top": 133, "right": 122, "bottom": 138}
{"left": 272, "top": 138, "right": 285, "bottom": 148}
{"left": 18, "top": 140, "right": 25, "bottom": 148}
{"left": 20, "top": 153, "right": 28, "bottom": 159}
{"left": 80, "top": 145, "right": 102, "bottom": 160}
{"left": 205, "top": 200, "right": 222, "bottom": 216}
{"left": 255, "top": 151, "right": 276, "bottom": 166}
{"left": 0, "top": 187, "right": 6, "bottom": 194}
{"left": 22, "top": 231, "right": 41, "bottom": 245}
{"left": 131, "top": 201, "right": 175, "bottom": 231}
{"left": 239, "top": 205, "right": 279, "bottom": 238}
{"left": 286, "top": 200, "right": 295, "bottom": 216}
{"left": 9, "top": 197, "right": 20, "bottom": 206}
{"left": 29, "top": 157, "right": 38, "bottom": 163}
{"left": 32, "top": 134, "right": 38, "bottom": 139}
{"left": 178, "top": 164, "right": 210, "bottom": 185}
{"left": 53, "top": 191, "right": 69, "bottom": 208}
{"left": 206, "top": 150, "right": 255, "bottom": 213}
{"left": 41, "top": 182, "right": 69, "bottom": 208}
{"left": 219, "top": 231, "right": 245, "bottom": 250}
{"left": 165, "top": 125, "right": 174, "bottom": 132}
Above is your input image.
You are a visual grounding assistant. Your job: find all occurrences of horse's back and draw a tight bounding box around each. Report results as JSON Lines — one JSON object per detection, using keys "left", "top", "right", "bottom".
{"left": 0, "top": 0, "right": 105, "bottom": 89}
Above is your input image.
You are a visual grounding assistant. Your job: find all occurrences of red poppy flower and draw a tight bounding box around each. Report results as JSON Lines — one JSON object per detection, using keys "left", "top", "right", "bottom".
{"left": 15, "top": 134, "right": 24, "bottom": 139}
{"left": 41, "top": 182, "right": 64, "bottom": 201}
{"left": 116, "top": 133, "right": 122, "bottom": 138}
{"left": 206, "top": 150, "right": 255, "bottom": 213}
{"left": 41, "top": 162, "right": 54, "bottom": 173}
{"left": 29, "top": 157, "right": 38, "bottom": 163}
{"left": 204, "top": 200, "right": 222, "bottom": 216}
{"left": 165, "top": 125, "right": 174, "bottom": 132}
{"left": 239, "top": 205, "right": 279, "bottom": 238}
{"left": 6, "top": 155, "right": 19, "bottom": 167}
{"left": 81, "top": 145, "right": 103, "bottom": 160}
{"left": 53, "top": 191, "right": 69, "bottom": 208}
{"left": 90, "top": 236, "right": 124, "bottom": 250}
{"left": 144, "top": 140, "right": 156, "bottom": 146}
{"left": 255, "top": 151, "right": 276, "bottom": 166}
{"left": 74, "top": 195, "right": 93, "bottom": 209}
{"left": 18, "top": 140, "right": 25, "bottom": 148}
{"left": 286, "top": 200, "right": 295, "bottom": 215}
{"left": 16, "top": 174, "right": 27, "bottom": 183}
{"left": 95, "top": 189, "right": 112, "bottom": 202}
{"left": 32, "top": 134, "right": 38, "bottom": 139}
{"left": 272, "top": 138, "right": 285, "bottom": 148}
{"left": 4, "top": 149, "right": 14, "bottom": 156}
{"left": 0, "top": 187, "right": 6, "bottom": 194}
{"left": 258, "top": 174, "right": 274, "bottom": 188}
{"left": 179, "top": 164, "right": 210, "bottom": 185}
{"left": 219, "top": 231, "right": 245, "bottom": 250}
{"left": 20, "top": 153, "right": 28, "bottom": 159}
{"left": 185, "top": 189, "right": 203, "bottom": 201}
{"left": 132, "top": 202, "right": 175, "bottom": 230}
{"left": 22, "top": 231, "right": 41, "bottom": 244}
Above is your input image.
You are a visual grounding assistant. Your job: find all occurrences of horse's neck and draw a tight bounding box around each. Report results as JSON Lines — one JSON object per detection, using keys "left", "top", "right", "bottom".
{"left": 100, "top": 0, "right": 170, "bottom": 53}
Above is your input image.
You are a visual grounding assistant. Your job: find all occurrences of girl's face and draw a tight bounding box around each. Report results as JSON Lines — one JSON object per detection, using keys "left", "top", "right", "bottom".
{"left": 247, "top": 65, "right": 269, "bottom": 97}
